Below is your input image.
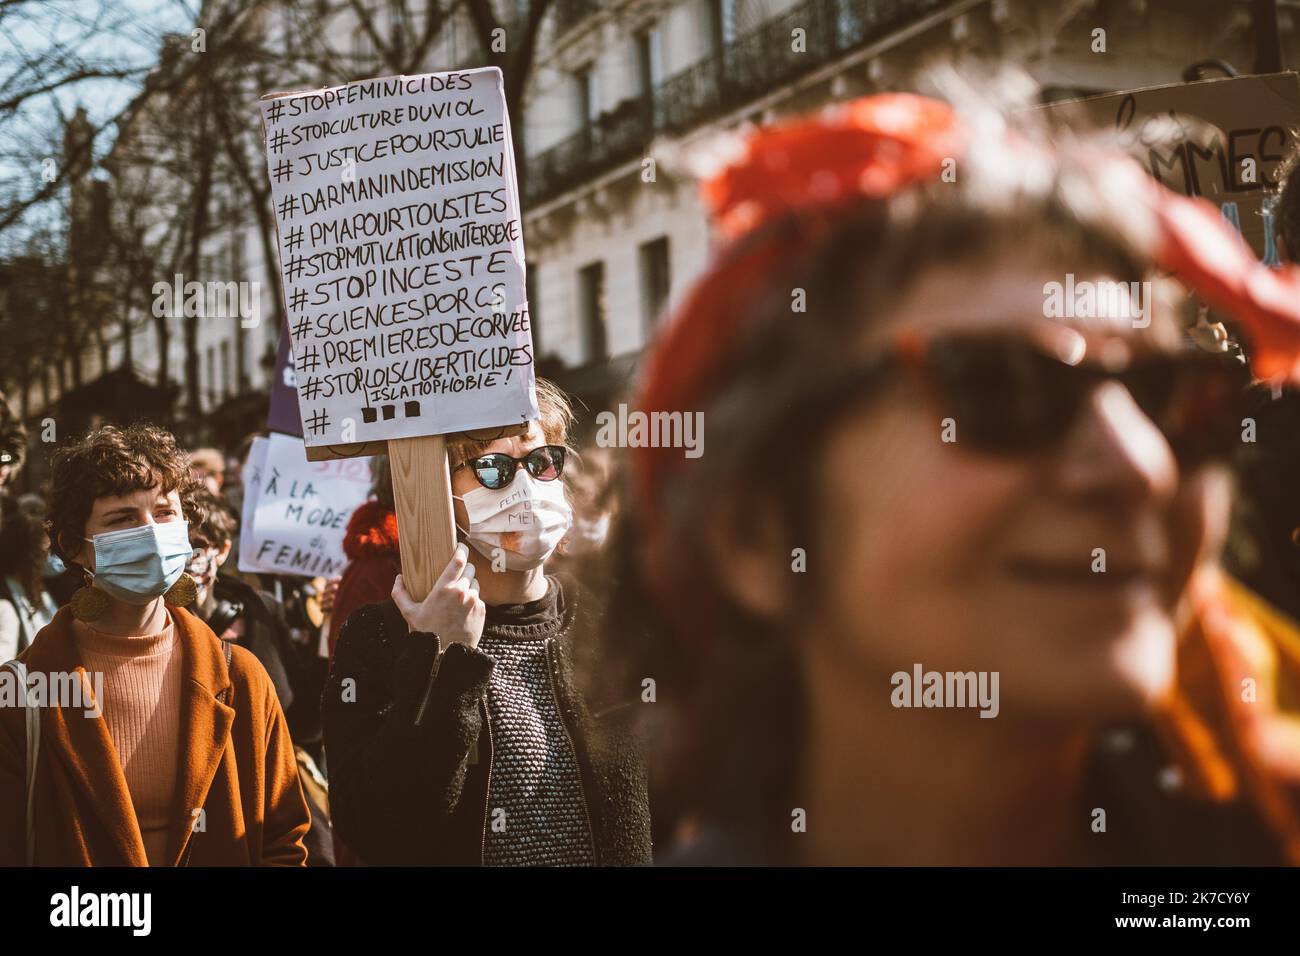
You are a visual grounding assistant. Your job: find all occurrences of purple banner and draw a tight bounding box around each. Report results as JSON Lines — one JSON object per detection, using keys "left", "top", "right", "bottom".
{"left": 267, "top": 330, "right": 304, "bottom": 438}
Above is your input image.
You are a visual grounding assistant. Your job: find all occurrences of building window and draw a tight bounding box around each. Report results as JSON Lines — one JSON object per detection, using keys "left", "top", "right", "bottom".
{"left": 636, "top": 25, "right": 663, "bottom": 96}
{"left": 206, "top": 346, "right": 216, "bottom": 408}
{"left": 710, "top": 0, "right": 739, "bottom": 53}
{"left": 352, "top": 26, "right": 375, "bottom": 67}
{"left": 577, "top": 261, "right": 607, "bottom": 362}
{"left": 638, "top": 236, "right": 671, "bottom": 332}
{"left": 282, "top": 4, "right": 297, "bottom": 55}
{"left": 526, "top": 263, "right": 540, "bottom": 357}
{"left": 220, "top": 340, "right": 231, "bottom": 399}
{"left": 229, "top": 232, "right": 247, "bottom": 390}
{"left": 574, "top": 64, "right": 597, "bottom": 128}
{"left": 835, "top": 0, "right": 867, "bottom": 47}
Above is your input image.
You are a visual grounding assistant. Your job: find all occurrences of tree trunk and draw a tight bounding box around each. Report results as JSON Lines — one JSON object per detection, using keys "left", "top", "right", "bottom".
{"left": 185, "top": 105, "right": 214, "bottom": 424}
{"left": 18, "top": 369, "right": 30, "bottom": 420}
{"left": 505, "top": 94, "right": 529, "bottom": 202}
{"left": 252, "top": 195, "right": 283, "bottom": 337}
{"left": 155, "top": 314, "right": 170, "bottom": 389}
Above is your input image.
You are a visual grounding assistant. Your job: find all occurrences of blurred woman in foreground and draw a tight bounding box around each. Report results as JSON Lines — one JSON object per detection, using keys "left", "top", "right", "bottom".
{"left": 606, "top": 78, "right": 1300, "bottom": 865}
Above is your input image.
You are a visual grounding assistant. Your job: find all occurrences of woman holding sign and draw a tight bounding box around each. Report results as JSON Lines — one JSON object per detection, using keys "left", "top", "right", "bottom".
{"left": 0, "top": 424, "right": 311, "bottom": 865}
{"left": 323, "top": 380, "right": 651, "bottom": 866}
{"left": 598, "top": 80, "right": 1300, "bottom": 865}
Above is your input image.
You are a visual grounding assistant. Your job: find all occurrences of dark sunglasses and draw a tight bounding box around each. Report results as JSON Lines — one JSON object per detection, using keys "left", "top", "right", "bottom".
{"left": 457, "top": 445, "right": 567, "bottom": 490}
{"left": 822, "top": 329, "right": 1251, "bottom": 467}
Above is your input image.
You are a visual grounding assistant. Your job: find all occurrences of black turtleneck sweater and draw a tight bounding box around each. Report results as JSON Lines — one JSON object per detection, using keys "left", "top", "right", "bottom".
{"left": 477, "top": 578, "right": 594, "bottom": 866}
{"left": 322, "top": 573, "right": 652, "bottom": 866}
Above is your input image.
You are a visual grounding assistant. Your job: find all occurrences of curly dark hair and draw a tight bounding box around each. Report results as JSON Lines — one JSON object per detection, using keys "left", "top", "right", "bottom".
{"left": 45, "top": 423, "right": 196, "bottom": 564}
{"left": 186, "top": 484, "right": 237, "bottom": 551}
{"left": 0, "top": 494, "right": 48, "bottom": 604}
{"left": 1274, "top": 141, "right": 1300, "bottom": 263}
{"left": 0, "top": 392, "right": 27, "bottom": 475}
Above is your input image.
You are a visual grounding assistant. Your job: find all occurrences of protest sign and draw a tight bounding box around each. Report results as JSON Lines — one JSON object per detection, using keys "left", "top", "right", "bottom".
{"left": 259, "top": 67, "right": 537, "bottom": 449}
{"left": 238, "top": 435, "right": 270, "bottom": 569}
{"left": 1044, "top": 72, "right": 1300, "bottom": 262}
{"left": 260, "top": 67, "right": 538, "bottom": 596}
{"left": 238, "top": 432, "right": 373, "bottom": 577}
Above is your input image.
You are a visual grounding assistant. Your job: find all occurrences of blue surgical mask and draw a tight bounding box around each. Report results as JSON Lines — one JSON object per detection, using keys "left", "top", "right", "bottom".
{"left": 85, "top": 520, "right": 192, "bottom": 605}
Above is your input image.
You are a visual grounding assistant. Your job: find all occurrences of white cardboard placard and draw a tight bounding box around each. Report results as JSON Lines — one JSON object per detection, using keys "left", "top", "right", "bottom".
{"left": 237, "top": 433, "right": 373, "bottom": 577}
{"left": 260, "top": 67, "right": 538, "bottom": 449}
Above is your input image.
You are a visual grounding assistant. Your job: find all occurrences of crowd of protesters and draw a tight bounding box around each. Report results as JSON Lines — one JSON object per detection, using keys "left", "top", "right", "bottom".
{"left": 1, "top": 72, "right": 1300, "bottom": 866}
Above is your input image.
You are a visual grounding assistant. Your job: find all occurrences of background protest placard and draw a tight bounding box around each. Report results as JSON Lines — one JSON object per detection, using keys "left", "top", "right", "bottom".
{"left": 259, "top": 67, "right": 538, "bottom": 452}
{"left": 266, "top": 331, "right": 302, "bottom": 437}
{"left": 238, "top": 435, "right": 270, "bottom": 565}
{"left": 238, "top": 432, "right": 373, "bottom": 577}
{"left": 1045, "top": 72, "right": 1300, "bottom": 262}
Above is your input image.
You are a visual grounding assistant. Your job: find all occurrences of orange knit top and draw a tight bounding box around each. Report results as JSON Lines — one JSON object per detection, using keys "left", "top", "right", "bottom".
{"left": 73, "top": 617, "right": 183, "bottom": 866}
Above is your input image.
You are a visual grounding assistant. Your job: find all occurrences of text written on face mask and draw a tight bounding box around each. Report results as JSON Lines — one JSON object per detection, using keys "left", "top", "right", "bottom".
{"left": 457, "top": 469, "right": 572, "bottom": 571}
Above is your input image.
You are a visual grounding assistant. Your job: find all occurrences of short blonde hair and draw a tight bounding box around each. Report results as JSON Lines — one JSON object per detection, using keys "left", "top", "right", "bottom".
{"left": 444, "top": 378, "right": 575, "bottom": 469}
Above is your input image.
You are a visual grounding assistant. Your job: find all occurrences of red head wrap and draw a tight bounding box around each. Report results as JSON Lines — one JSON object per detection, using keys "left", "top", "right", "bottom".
{"left": 633, "top": 93, "right": 1300, "bottom": 571}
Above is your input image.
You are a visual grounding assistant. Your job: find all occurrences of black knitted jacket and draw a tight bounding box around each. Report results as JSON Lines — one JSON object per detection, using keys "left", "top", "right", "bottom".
{"left": 321, "top": 574, "right": 652, "bottom": 865}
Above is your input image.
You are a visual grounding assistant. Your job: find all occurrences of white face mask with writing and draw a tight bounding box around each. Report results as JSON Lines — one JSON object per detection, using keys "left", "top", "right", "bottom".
{"left": 454, "top": 470, "right": 572, "bottom": 571}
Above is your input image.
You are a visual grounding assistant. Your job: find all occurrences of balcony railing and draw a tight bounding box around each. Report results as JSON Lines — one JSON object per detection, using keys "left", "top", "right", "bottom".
{"left": 528, "top": 95, "right": 653, "bottom": 204}
{"left": 525, "top": 0, "right": 949, "bottom": 207}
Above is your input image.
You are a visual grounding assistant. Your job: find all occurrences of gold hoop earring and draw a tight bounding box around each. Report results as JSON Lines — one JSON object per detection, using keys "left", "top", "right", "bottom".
{"left": 69, "top": 586, "right": 112, "bottom": 623}
{"left": 164, "top": 573, "right": 198, "bottom": 607}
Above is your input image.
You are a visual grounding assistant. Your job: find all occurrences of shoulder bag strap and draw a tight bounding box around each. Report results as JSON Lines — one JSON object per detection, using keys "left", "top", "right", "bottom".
{"left": 3, "top": 660, "right": 37, "bottom": 865}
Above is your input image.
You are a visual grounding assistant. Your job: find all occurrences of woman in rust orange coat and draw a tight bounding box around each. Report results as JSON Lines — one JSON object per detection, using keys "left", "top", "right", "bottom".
{"left": 0, "top": 424, "right": 311, "bottom": 865}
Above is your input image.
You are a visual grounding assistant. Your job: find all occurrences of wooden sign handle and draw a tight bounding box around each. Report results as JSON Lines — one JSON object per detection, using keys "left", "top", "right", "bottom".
{"left": 388, "top": 435, "right": 457, "bottom": 601}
